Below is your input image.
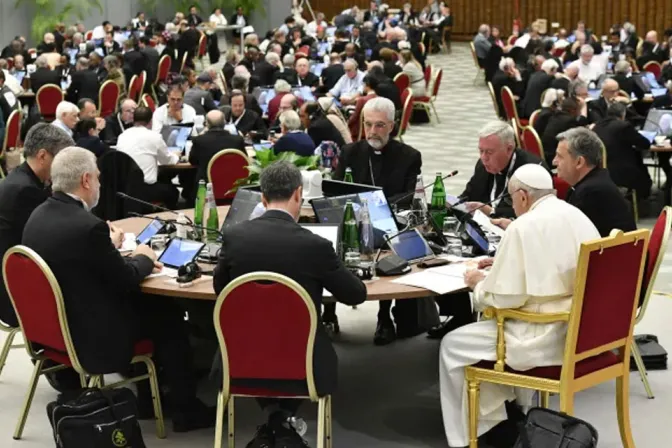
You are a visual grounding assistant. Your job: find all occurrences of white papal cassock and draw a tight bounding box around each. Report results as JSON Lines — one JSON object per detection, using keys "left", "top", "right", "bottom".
{"left": 439, "top": 194, "right": 600, "bottom": 447}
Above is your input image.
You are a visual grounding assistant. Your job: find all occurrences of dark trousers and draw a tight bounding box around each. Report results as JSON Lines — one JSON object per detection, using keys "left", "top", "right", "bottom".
{"left": 435, "top": 291, "right": 474, "bottom": 325}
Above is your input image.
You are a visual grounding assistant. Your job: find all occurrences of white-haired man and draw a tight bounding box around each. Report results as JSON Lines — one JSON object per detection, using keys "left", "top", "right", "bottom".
{"left": 330, "top": 97, "right": 424, "bottom": 345}
{"left": 328, "top": 59, "right": 365, "bottom": 105}
{"left": 550, "top": 63, "right": 578, "bottom": 94}
{"left": 522, "top": 58, "right": 559, "bottom": 117}
{"left": 274, "top": 110, "right": 316, "bottom": 157}
{"left": 440, "top": 164, "right": 600, "bottom": 448}
{"left": 569, "top": 44, "right": 604, "bottom": 84}
{"left": 491, "top": 57, "right": 524, "bottom": 120}
{"left": 473, "top": 24, "right": 492, "bottom": 63}
{"left": 52, "top": 101, "right": 80, "bottom": 137}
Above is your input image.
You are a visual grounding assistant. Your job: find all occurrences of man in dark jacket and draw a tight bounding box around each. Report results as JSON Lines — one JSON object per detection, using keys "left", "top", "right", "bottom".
{"left": 320, "top": 53, "right": 345, "bottom": 91}
{"left": 542, "top": 97, "right": 589, "bottom": 166}
{"left": 23, "top": 147, "right": 215, "bottom": 432}
{"left": 521, "top": 59, "right": 558, "bottom": 118}
{"left": 102, "top": 98, "right": 136, "bottom": 144}
{"left": 30, "top": 56, "right": 61, "bottom": 93}
{"left": 491, "top": 58, "right": 525, "bottom": 120}
{"left": 66, "top": 57, "right": 101, "bottom": 105}
{"left": 593, "top": 102, "right": 652, "bottom": 199}
{"left": 553, "top": 127, "right": 636, "bottom": 236}
{"left": 299, "top": 102, "right": 345, "bottom": 149}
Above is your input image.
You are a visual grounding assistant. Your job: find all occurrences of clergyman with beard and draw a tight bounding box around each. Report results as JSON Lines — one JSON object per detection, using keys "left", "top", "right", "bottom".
{"left": 330, "top": 97, "right": 424, "bottom": 346}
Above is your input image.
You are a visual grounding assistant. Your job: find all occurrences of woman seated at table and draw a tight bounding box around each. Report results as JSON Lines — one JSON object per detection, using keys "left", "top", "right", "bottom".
{"left": 400, "top": 49, "right": 426, "bottom": 97}
{"left": 273, "top": 110, "right": 316, "bottom": 157}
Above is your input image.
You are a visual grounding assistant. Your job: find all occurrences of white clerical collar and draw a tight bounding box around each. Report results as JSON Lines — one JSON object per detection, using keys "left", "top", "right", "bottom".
{"left": 66, "top": 193, "right": 90, "bottom": 211}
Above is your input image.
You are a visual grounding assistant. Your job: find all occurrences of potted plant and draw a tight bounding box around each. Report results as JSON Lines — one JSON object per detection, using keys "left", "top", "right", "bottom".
{"left": 15, "top": 0, "right": 102, "bottom": 42}
{"left": 230, "top": 148, "right": 320, "bottom": 192}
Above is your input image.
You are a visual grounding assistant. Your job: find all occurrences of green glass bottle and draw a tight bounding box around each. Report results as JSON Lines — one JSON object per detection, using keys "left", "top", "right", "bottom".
{"left": 205, "top": 183, "right": 220, "bottom": 242}
{"left": 341, "top": 200, "right": 360, "bottom": 266}
{"left": 343, "top": 167, "right": 354, "bottom": 183}
{"left": 194, "top": 180, "right": 207, "bottom": 240}
{"left": 429, "top": 172, "right": 447, "bottom": 229}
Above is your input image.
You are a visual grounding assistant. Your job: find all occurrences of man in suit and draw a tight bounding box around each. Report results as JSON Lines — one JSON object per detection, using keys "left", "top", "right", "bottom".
{"left": 587, "top": 78, "right": 624, "bottom": 123}
{"left": 491, "top": 57, "right": 525, "bottom": 120}
{"left": 30, "top": 55, "right": 61, "bottom": 93}
{"left": 214, "top": 161, "right": 366, "bottom": 448}
{"left": 521, "top": 59, "right": 558, "bottom": 118}
{"left": 222, "top": 91, "right": 267, "bottom": 137}
{"left": 294, "top": 57, "right": 319, "bottom": 88}
{"left": 254, "top": 52, "right": 280, "bottom": 87}
{"left": 240, "top": 46, "right": 260, "bottom": 74}
{"left": 461, "top": 120, "right": 547, "bottom": 219}
{"left": 101, "top": 98, "right": 136, "bottom": 144}
{"left": 138, "top": 36, "right": 160, "bottom": 85}
{"left": 0, "top": 70, "right": 19, "bottom": 123}
{"left": 299, "top": 102, "right": 345, "bottom": 149}
{"left": 542, "top": 97, "right": 589, "bottom": 166}
{"left": 189, "top": 110, "right": 246, "bottom": 189}
{"left": 612, "top": 60, "right": 645, "bottom": 99}
{"left": 184, "top": 72, "right": 217, "bottom": 116}
{"left": 550, "top": 63, "right": 578, "bottom": 95}
{"left": 66, "top": 57, "right": 100, "bottom": 106}
{"left": 333, "top": 98, "right": 423, "bottom": 345}
{"left": 554, "top": 127, "right": 636, "bottom": 236}
{"left": 320, "top": 53, "right": 345, "bottom": 92}
{"left": 23, "top": 147, "right": 215, "bottom": 431}
{"left": 473, "top": 24, "right": 492, "bottom": 65}
{"left": 593, "top": 102, "right": 652, "bottom": 199}
{"left": 122, "top": 39, "right": 148, "bottom": 78}
{"left": 222, "top": 50, "right": 239, "bottom": 90}
{"left": 344, "top": 43, "right": 366, "bottom": 71}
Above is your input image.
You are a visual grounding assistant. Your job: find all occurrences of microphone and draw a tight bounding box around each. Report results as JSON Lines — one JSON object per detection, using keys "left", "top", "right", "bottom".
{"left": 390, "top": 170, "right": 459, "bottom": 206}
{"left": 117, "top": 192, "right": 194, "bottom": 224}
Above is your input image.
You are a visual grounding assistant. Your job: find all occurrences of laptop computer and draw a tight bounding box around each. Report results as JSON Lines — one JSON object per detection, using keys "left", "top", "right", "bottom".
{"left": 160, "top": 125, "right": 192, "bottom": 154}
{"left": 301, "top": 224, "right": 340, "bottom": 253}
{"left": 388, "top": 228, "right": 434, "bottom": 263}
{"left": 136, "top": 219, "right": 165, "bottom": 245}
{"left": 220, "top": 188, "right": 264, "bottom": 232}
{"left": 643, "top": 109, "right": 672, "bottom": 134}
{"left": 157, "top": 238, "right": 205, "bottom": 269}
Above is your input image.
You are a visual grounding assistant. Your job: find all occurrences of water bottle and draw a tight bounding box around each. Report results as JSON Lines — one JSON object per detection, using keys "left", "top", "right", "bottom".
{"left": 194, "top": 180, "right": 207, "bottom": 240}
{"left": 343, "top": 167, "right": 354, "bottom": 183}
{"left": 429, "top": 172, "right": 447, "bottom": 229}
{"left": 411, "top": 174, "right": 428, "bottom": 226}
{"left": 341, "top": 201, "right": 360, "bottom": 266}
{"left": 205, "top": 183, "right": 219, "bottom": 242}
{"left": 359, "top": 198, "right": 375, "bottom": 262}
{"left": 176, "top": 212, "right": 188, "bottom": 239}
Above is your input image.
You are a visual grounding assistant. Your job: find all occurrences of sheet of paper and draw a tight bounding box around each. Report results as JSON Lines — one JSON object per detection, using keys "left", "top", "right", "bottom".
{"left": 472, "top": 210, "right": 505, "bottom": 237}
{"left": 428, "top": 263, "right": 469, "bottom": 278}
{"left": 391, "top": 271, "right": 467, "bottom": 295}
{"left": 120, "top": 233, "right": 137, "bottom": 252}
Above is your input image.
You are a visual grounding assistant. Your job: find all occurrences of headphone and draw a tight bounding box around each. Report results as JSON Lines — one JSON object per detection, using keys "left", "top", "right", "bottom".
{"left": 177, "top": 262, "right": 202, "bottom": 284}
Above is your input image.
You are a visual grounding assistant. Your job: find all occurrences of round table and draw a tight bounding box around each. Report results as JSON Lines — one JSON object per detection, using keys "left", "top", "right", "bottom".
{"left": 113, "top": 207, "right": 437, "bottom": 302}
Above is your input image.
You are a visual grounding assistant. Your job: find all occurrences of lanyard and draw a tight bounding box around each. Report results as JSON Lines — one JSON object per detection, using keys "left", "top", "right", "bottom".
{"left": 490, "top": 152, "right": 516, "bottom": 205}
{"left": 230, "top": 110, "right": 245, "bottom": 127}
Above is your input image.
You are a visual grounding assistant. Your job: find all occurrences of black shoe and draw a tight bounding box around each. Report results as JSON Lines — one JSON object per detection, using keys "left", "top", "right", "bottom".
{"left": 426, "top": 317, "right": 468, "bottom": 339}
{"left": 323, "top": 314, "right": 340, "bottom": 335}
{"left": 172, "top": 399, "right": 217, "bottom": 433}
{"left": 373, "top": 319, "right": 396, "bottom": 345}
{"left": 246, "top": 424, "right": 275, "bottom": 448}
{"left": 273, "top": 423, "right": 310, "bottom": 448}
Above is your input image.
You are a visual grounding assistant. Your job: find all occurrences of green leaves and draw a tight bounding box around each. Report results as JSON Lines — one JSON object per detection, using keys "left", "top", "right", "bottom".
{"left": 16, "top": 0, "right": 102, "bottom": 42}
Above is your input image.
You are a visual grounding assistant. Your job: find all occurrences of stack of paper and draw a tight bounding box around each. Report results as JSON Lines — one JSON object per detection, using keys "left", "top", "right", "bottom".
{"left": 472, "top": 210, "right": 504, "bottom": 237}
{"left": 391, "top": 262, "right": 473, "bottom": 295}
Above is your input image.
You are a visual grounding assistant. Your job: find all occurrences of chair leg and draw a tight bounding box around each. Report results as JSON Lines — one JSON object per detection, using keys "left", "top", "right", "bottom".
{"left": 227, "top": 396, "right": 235, "bottom": 448}
{"left": 142, "top": 357, "right": 165, "bottom": 438}
{"left": 616, "top": 375, "right": 636, "bottom": 448}
{"left": 431, "top": 102, "right": 440, "bottom": 123}
{"left": 326, "top": 395, "right": 333, "bottom": 448}
{"left": 79, "top": 374, "right": 88, "bottom": 388}
{"left": 558, "top": 392, "right": 574, "bottom": 415}
{"left": 317, "top": 397, "right": 327, "bottom": 448}
{"left": 631, "top": 341, "right": 654, "bottom": 399}
{"left": 467, "top": 380, "right": 480, "bottom": 448}
{"left": 14, "top": 358, "right": 44, "bottom": 439}
{"left": 0, "top": 327, "right": 19, "bottom": 378}
{"left": 87, "top": 375, "right": 101, "bottom": 388}
{"left": 540, "top": 391, "right": 550, "bottom": 408}
{"left": 214, "top": 391, "right": 226, "bottom": 448}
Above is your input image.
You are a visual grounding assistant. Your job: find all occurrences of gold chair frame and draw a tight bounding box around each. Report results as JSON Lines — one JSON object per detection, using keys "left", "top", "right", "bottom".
{"left": 520, "top": 126, "right": 544, "bottom": 159}
{"left": 0, "top": 318, "right": 21, "bottom": 379}
{"left": 0, "top": 109, "right": 22, "bottom": 179}
{"left": 413, "top": 68, "right": 442, "bottom": 124}
{"left": 152, "top": 55, "right": 171, "bottom": 102}
{"left": 207, "top": 149, "right": 251, "bottom": 183}
{"left": 97, "top": 79, "right": 120, "bottom": 117}
{"left": 469, "top": 41, "right": 485, "bottom": 85}
{"left": 487, "top": 82, "right": 499, "bottom": 118}
{"left": 395, "top": 88, "right": 414, "bottom": 143}
{"left": 35, "top": 84, "right": 64, "bottom": 118}
{"left": 528, "top": 109, "right": 540, "bottom": 130}
{"left": 501, "top": 85, "right": 526, "bottom": 129}
{"left": 2, "top": 246, "right": 165, "bottom": 440}
{"left": 464, "top": 229, "right": 650, "bottom": 448}
{"left": 213, "top": 272, "right": 332, "bottom": 448}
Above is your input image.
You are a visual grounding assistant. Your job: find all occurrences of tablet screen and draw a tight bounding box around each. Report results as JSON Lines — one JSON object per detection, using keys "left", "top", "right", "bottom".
{"left": 136, "top": 219, "right": 164, "bottom": 245}
{"left": 158, "top": 238, "right": 204, "bottom": 268}
{"left": 388, "top": 229, "right": 433, "bottom": 263}
{"left": 466, "top": 222, "right": 490, "bottom": 253}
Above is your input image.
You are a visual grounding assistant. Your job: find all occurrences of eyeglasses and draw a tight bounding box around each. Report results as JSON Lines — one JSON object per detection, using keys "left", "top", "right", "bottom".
{"left": 364, "top": 121, "right": 389, "bottom": 130}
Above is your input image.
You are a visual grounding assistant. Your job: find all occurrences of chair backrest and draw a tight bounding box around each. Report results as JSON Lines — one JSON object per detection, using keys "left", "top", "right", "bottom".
{"left": 198, "top": 34, "right": 207, "bottom": 58}
{"left": 511, "top": 119, "right": 522, "bottom": 148}
{"left": 562, "top": 229, "right": 649, "bottom": 382}
{"left": 396, "top": 88, "right": 414, "bottom": 138}
{"left": 552, "top": 47, "right": 565, "bottom": 57}
{"left": 6, "top": 58, "right": 13, "bottom": 70}
{"left": 642, "top": 61, "right": 662, "bottom": 78}
{"left": 431, "top": 68, "right": 443, "bottom": 99}
{"left": 487, "top": 82, "right": 499, "bottom": 117}
{"left": 529, "top": 109, "right": 540, "bottom": 129}
{"left": 553, "top": 175, "right": 571, "bottom": 200}
{"left": 127, "top": 75, "right": 140, "bottom": 102}
{"left": 2, "top": 110, "right": 21, "bottom": 155}
{"left": 520, "top": 126, "right": 543, "bottom": 158}
{"left": 500, "top": 86, "right": 519, "bottom": 124}
{"left": 393, "top": 72, "right": 410, "bottom": 93}
{"left": 469, "top": 41, "right": 479, "bottom": 66}
{"left": 424, "top": 64, "right": 432, "bottom": 88}
{"left": 94, "top": 150, "right": 147, "bottom": 220}
{"left": 141, "top": 93, "right": 156, "bottom": 112}
{"left": 3, "top": 246, "right": 84, "bottom": 372}
{"left": 207, "top": 149, "right": 251, "bottom": 203}
{"left": 85, "top": 30, "right": 93, "bottom": 41}
{"left": 214, "top": 272, "right": 319, "bottom": 400}
{"left": 299, "top": 45, "right": 311, "bottom": 55}
{"left": 139, "top": 71, "right": 147, "bottom": 94}
{"left": 179, "top": 52, "right": 188, "bottom": 73}
{"left": 98, "top": 80, "right": 120, "bottom": 118}
{"left": 155, "top": 55, "right": 171, "bottom": 85}
{"left": 36, "top": 84, "right": 64, "bottom": 120}
{"left": 638, "top": 207, "right": 671, "bottom": 321}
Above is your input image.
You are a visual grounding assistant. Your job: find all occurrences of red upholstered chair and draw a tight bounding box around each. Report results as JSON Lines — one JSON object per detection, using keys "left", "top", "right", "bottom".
{"left": 138, "top": 70, "right": 147, "bottom": 96}
{"left": 552, "top": 47, "right": 565, "bottom": 57}
{"left": 465, "top": 229, "right": 649, "bottom": 448}
{"left": 2, "top": 246, "right": 165, "bottom": 440}
{"left": 97, "top": 80, "right": 120, "bottom": 118}
{"left": 35, "top": 84, "right": 63, "bottom": 122}
{"left": 393, "top": 72, "right": 410, "bottom": 93}
{"left": 528, "top": 109, "right": 540, "bottom": 129}
{"left": 1, "top": 109, "right": 22, "bottom": 178}
{"left": 553, "top": 176, "right": 571, "bottom": 200}
{"left": 642, "top": 61, "right": 662, "bottom": 79}
{"left": 500, "top": 85, "right": 528, "bottom": 128}
{"left": 179, "top": 52, "right": 188, "bottom": 73}
{"left": 424, "top": 64, "right": 432, "bottom": 89}
{"left": 631, "top": 206, "right": 671, "bottom": 398}
{"left": 299, "top": 45, "right": 311, "bottom": 55}
{"left": 506, "top": 35, "right": 518, "bottom": 46}
{"left": 213, "top": 272, "right": 332, "bottom": 448}
{"left": 153, "top": 54, "right": 172, "bottom": 100}
{"left": 141, "top": 93, "right": 156, "bottom": 112}
{"left": 520, "top": 126, "right": 543, "bottom": 158}
{"left": 393, "top": 88, "right": 414, "bottom": 142}
{"left": 207, "top": 149, "right": 251, "bottom": 204}
{"left": 6, "top": 57, "right": 13, "bottom": 70}
{"left": 84, "top": 30, "right": 93, "bottom": 41}
{"left": 413, "top": 68, "right": 443, "bottom": 123}
{"left": 127, "top": 74, "right": 141, "bottom": 102}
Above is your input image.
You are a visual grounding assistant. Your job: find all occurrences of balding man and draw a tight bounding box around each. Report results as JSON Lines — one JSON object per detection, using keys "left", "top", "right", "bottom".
{"left": 328, "top": 59, "right": 365, "bottom": 105}
{"left": 637, "top": 30, "right": 667, "bottom": 66}
{"left": 189, "top": 110, "right": 246, "bottom": 201}
{"left": 587, "top": 78, "right": 628, "bottom": 123}
{"left": 473, "top": 24, "right": 492, "bottom": 64}
{"left": 102, "top": 99, "right": 136, "bottom": 144}
{"left": 294, "top": 57, "right": 320, "bottom": 88}
{"left": 551, "top": 64, "right": 578, "bottom": 94}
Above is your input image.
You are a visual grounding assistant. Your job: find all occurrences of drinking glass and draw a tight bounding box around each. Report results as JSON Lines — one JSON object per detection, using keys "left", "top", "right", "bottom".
{"left": 446, "top": 238, "right": 463, "bottom": 257}
{"left": 443, "top": 216, "right": 461, "bottom": 238}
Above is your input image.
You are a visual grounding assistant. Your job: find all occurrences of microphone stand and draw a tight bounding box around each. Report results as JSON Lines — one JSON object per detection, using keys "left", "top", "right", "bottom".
{"left": 389, "top": 170, "right": 460, "bottom": 207}
{"left": 117, "top": 192, "right": 195, "bottom": 225}
{"left": 128, "top": 212, "right": 225, "bottom": 242}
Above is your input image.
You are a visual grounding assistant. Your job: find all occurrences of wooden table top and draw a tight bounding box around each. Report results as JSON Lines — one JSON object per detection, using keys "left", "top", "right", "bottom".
{"left": 650, "top": 142, "right": 672, "bottom": 152}
{"left": 113, "top": 207, "right": 440, "bottom": 302}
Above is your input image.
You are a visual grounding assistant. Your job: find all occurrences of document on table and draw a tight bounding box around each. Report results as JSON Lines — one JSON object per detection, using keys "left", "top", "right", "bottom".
{"left": 472, "top": 210, "right": 505, "bottom": 237}
{"left": 120, "top": 233, "right": 137, "bottom": 252}
{"left": 392, "top": 261, "right": 479, "bottom": 295}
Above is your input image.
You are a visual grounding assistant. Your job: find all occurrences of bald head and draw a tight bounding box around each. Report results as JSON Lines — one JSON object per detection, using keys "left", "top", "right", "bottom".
{"left": 645, "top": 30, "right": 658, "bottom": 44}
{"left": 565, "top": 64, "right": 579, "bottom": 79}
{"left": 279, "top": 94, "right": 298, "bottom": 113}
{"left": 206, "top": 110, "right": 225, "bottom": 128}
{"left": 602, "top": 78, "right": 620, "bottom": 102}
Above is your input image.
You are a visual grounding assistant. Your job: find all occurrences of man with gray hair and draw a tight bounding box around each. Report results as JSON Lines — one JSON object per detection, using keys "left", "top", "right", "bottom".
{"left": 23, "top": 146, "right": 217, "bottom": 431}
{"left": 273, "top": 110, "right": 316, "bottom": 156}
{"left": 328, "top": 59, "right": 365, "bottom": 105}
{"left": 460, "top": 120, "right": 545, "bottom": 218}
{"left": 569, "top": 43, "right": 604, "bottom": 83}
{"left": 66, "top": 56, "right": 100, "bottom": 106}
{"left": 52, "top": 101, "right": 80, "bottom": 137}
{"left": 440, "top": 163, "right": 599, "bottom": 448}
{"left": 214, "top": 161, "right": 366, "bottom": 447}
{"left": 333, "top": 97, "right": 423, "bottom": 345}
{"left": 522, "top": 58, "right": 559, "bottom": 117}
{"left": 30, "top": 54, "right": 61, "bottom": 93}
{"left": 492, "top": 57, "right": 524, "bottom": 120}
{"left": 473, "top": 24, "right": 492, "bottom": 62}
{"left": 553, "top": 126, "right": 635, "bottom": 237}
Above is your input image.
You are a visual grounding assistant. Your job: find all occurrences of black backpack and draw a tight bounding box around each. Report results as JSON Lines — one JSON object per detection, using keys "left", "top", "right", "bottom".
{"left": 515, "top": 407, "right": 598, "bottom": 448}
{"left": 47, "top": 388, "right": 146, "bottom": 448}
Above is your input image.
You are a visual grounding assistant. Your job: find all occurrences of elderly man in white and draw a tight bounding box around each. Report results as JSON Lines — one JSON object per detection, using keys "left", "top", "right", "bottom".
{"left": 439, "top": 164, "right": 600, "bottom": 448}
{"left": 569, "top": 44, "right": 606, "bottom": 84}
{"left": 328, "top": 59, "right": 365, "bottom": 105}
{"left": 51, "top": 101, "right": 80, "bottom": 138}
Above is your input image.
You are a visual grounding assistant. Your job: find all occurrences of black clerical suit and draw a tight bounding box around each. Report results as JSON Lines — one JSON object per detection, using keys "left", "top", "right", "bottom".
{"left": 101, "top": 113, "right": 132, "bottom": 144}
{"left": 491, "top": 70, "right": 525, "bottom": 120}
{"left": 214, "top": 210, "right": 366, "bottom": 409}
{"left": 253, "top": 60, "right": 278, "bottom": 87}
{"left": 566, "top": 167, "right": 636, "bottom": 237}
{"left": 66, "top": 69, "right": 101, "bottom": 105}
{"left": 522, "top": 71, "right": 554, "bottom": 118}
{"left": 383, "top": 61, "right": 402, "bottom": 81}
{"left": 550, "top": 75, "right": 571, "bottom": 94}
{"left": 223, "top": 108, "right": 267, "bottom": 137}
{"left": 541, "top": 112, "right": 589, "bottom": 166}
{"left": 307, "top": 117, "right": 346, "bottom": 149}
{"left": 533, "top": 107, "right": 554, "bottom": 137}
{"left": 320, "top": 64, "right": 345, "bottom": 91}
{"left": 30, "top": 67, "right": 61, "bottom": 93}
{"left": 460, "top": 148, "right": 546, "bottom": 219}
{"left": 593, "top": 116, "right": 652, "bottom": 199}
{"left": 22, "top": 192, "right": 197, "bottom": 407}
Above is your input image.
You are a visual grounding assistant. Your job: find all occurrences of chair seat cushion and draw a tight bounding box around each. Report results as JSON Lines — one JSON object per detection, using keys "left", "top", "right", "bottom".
{"left": 43, "top": 339, "right": 154, "bottom": 367}
{"left": 473, "top": 351, "right": 619, "bottom": 380}
{"left": 230, "top": 385, "right": 308, "bottom": 398}
{"left": 519, "top": 119, "right": 529, "bottom": 126}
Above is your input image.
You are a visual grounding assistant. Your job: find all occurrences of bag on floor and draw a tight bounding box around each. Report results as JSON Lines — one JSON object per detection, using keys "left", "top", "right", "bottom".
{"left": 631, "top": 334, "right": 667, "bottom": 371}
{"left": 47, "top": 387, "right": 146, "bottom": 448}
{"left": 515, "top": 407, "right": 598, "bottom": 448}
